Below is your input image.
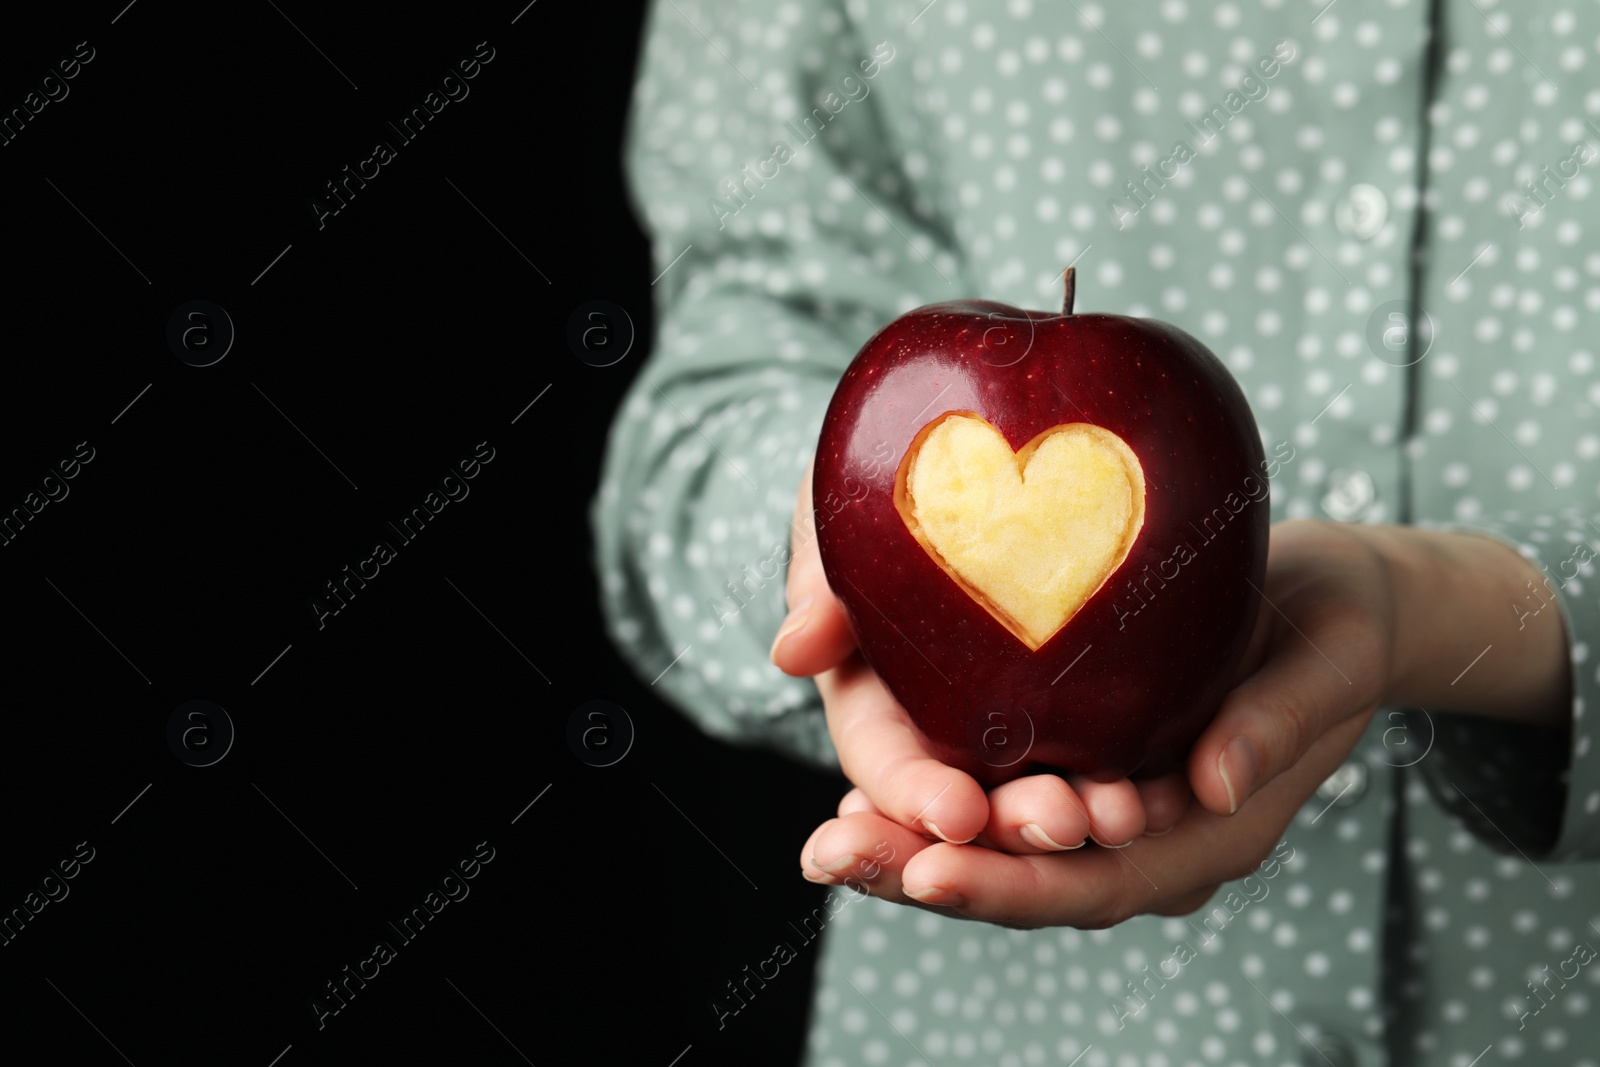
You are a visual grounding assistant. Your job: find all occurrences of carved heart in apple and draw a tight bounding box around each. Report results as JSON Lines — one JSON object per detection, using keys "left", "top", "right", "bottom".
{"left": 813, "top": 269, "right": 1271, "bottom": 783}
{"left": 898, "top": 414, "right": 1147, "bottom": 651}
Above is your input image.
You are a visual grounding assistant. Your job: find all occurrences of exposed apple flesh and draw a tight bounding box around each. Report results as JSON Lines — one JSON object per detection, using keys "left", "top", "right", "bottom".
{"left": 896, "top": 414, "right": 1146, "bottom": 651}
{"left": 813, "top": 268, "right": 1268, "bottom": 783}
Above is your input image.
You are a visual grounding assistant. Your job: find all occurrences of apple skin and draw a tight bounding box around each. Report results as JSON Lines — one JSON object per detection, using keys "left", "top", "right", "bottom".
{"left": 813, "top": 290, "right": 1269, "bottom": 784}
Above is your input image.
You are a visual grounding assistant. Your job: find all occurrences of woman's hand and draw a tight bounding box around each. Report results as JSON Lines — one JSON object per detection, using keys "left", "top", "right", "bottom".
{"left": 796, "top": 519, "right": 1398, "bottom": 926}
{"left": 796, "top": 510, "right": 1578, "bottom": 927}
{"left": 771, "top": 460, "right": 1193, "bottom": 861}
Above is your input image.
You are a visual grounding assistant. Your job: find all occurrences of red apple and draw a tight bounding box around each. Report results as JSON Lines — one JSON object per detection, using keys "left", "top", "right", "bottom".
{"left": 813, "top": 269, "right": 1270, "bottom": 784}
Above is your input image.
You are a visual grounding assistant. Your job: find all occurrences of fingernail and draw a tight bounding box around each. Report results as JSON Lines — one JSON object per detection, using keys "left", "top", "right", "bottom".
{"left": 1218, "top": 735, "right": 1262, "bottom": 814}
{"left": 1091, "top": 834, "right": 1134, "bottom": 849}
{"left": 1143, "top": 826, "right": 1174, "bottom": 838}
{"left": 814, "top": 852, "right": 862, "bottom": 875}
{"left": 921, "top": 819, "right": 975, "bottom": 845}
{"left": 769, "top": 598, "right": 814, "bottom": 660}
{"left": 802, "top": 868, "right": 841, "bottom": 884}
{"left": 906, "top": 886, "right": 965, "bottom": 906}
{"left": 1020, "top": 823, "right": 1083, "bottom": 851}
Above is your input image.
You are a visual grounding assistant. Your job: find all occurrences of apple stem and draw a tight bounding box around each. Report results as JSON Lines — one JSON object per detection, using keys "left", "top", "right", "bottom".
{"left": 1062, "top": 267, "right": 1076, "bottom": 315}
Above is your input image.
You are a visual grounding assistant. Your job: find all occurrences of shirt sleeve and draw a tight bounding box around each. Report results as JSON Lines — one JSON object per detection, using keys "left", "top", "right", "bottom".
{"left": 1411, "top": 512, "right": 1599, "bottom": 861}
{"left": 591, "top": 0, "right": 955, "bottom": 770}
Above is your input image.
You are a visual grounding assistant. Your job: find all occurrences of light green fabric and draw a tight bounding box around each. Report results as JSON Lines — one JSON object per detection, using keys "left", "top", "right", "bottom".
{"left": 595, "top": 2, "right": 1600, "bottom": 1062}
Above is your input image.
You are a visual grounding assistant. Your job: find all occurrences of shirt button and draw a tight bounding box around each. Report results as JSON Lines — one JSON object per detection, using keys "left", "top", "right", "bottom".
{"left": 1302, "top": 1033, "right": 1358, "bottom": 1067}
{"left": 1334, "top": 183, "right": 1388, "bottom": 240}
{"left": 1321, "top": 468, "right": 1376, "bottom": 522}
{"left": 1316, "top": 761, "right": 1369, "bottom": 808}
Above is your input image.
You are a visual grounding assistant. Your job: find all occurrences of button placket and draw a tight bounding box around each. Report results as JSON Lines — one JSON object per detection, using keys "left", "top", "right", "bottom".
{"left": 1322, "top": 468, "right": 1377, "bottom": 522}
{"left": 1335, "top": 183, "right": 1388, "bottom": 240}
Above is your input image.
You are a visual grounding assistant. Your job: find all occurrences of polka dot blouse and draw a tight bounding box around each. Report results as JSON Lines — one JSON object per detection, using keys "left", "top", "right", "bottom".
{"left": 595, "top": 1, "right": 1600, "bottom": 1063}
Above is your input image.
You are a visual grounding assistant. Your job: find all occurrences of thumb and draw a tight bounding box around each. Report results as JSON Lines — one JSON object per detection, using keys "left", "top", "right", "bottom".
{"left": 771, "top": 462, "right": 857, "bottom": 677}
{"left": 1187, "top": 616, "right": 1377, "bottom": 817}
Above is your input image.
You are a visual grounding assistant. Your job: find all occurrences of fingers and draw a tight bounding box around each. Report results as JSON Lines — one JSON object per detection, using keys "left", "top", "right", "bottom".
{"left": 837, "top": 787, "right": 877, "bottom": 817}
{"left": 896, "top": 790, "right": 1275, "bottom": 927}
{"left": 813, "top": 739, "right": 1324, "bottom": 926}
{"left": 1065, "top": 775, "right": 1146, "bottom": 847}
{"left": 815, "top": 694, "right": 1375, "bottom": 931}
{"left": 770, "top": 535, "right": 857, "bottom": 676}
{"left": 899, "top": 841, "right": 1132, "bottom": 922}
{"left": 981, "top": 770, "right": 1190, "bottom": 854}
{"left": 896, "top": 741, "right": 1332, "bottom": 926}
{"left": 818, "top": 655, "right": 990, "bottom": 845}
{"left": 1135, "top": 773, "right": 1191, "bottom": 836}
{"left": 772, "top": 461, "right": 857, "bottom": 677}
{"left": 981, "top": 774, "right": 1092, "bottom": 853}
{"left": 799, "top": 811, "right": 936, "bottom": 903}
{"left": 1188, "top": 616, "right": 1381, "bottom": 817}
{"left": 802, "top": 811, "right": 1144, "bottom": 925}
{"left": 1191, "top": 525, "right": 1391, "bottom": 817}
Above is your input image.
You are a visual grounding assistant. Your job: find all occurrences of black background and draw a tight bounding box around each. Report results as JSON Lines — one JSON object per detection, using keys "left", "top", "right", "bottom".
{"left": 0, "top": 2, "right": 845, "bottom": 1063}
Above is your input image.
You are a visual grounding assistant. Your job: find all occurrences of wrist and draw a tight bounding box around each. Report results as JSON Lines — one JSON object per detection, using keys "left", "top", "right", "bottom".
{"left": 1359, "top": 524, "right": 1437, "bottom": 709}
{"left": 1362, "top": 523, "right": 1570, "bottom": 727}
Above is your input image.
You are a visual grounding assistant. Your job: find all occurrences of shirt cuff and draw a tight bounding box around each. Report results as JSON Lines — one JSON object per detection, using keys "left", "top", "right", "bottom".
{"left": 1411, "top": 515, "right": 1597, "bottom": 860}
